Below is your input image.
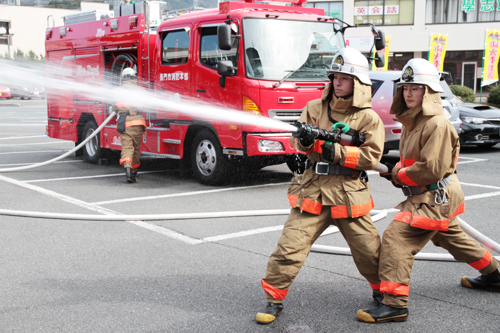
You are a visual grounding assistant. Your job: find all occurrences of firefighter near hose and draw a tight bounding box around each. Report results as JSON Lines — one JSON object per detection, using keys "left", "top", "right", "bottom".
{"left": 115, "top": 68, "right": 147, "bottom": 183}
{"left": 256, "top": 48, "right": 386, "bottom": 325}
{"left": 356, "top": 59, "right": 500, "bottom": 324}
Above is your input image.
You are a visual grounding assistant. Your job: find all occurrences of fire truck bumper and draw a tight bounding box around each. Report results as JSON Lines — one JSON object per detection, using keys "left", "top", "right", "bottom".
{"left": 246, "top": 133, "right": 296, "bottom": 156}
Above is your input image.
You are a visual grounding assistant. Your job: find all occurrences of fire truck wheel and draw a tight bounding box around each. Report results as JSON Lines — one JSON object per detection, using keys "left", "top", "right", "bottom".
{"left": 82, "top": 120, "right": 101, "bottom": 164}
{"left": 191, "top": 130, "right": 228, "bottom": 185}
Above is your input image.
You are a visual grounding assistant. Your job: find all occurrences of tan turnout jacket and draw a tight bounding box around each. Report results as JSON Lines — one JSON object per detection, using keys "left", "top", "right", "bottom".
{"left": 389, "top": 86, "right": 465, "bottom": 231}
{"left": 287, "top": 80, "right": 385, "bottom": 218}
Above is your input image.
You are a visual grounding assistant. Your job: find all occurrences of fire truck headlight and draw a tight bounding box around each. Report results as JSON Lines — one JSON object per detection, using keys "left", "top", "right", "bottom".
{"left": 258, "top": 140, "right": 285, "bottom": 152}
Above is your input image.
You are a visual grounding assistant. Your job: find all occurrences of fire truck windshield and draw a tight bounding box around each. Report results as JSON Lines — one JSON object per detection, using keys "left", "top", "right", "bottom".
{"left": 243, "top": 18, "right": 343, "bottom": 81}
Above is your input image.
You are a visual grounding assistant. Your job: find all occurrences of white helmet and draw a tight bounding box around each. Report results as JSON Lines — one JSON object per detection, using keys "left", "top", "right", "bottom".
{"left": 122, "top": 67, "right": 136, "bottom": 81}
{"left": 327, "top": 47, "right": 371, "bottom": 85}
{"left": 397, "top": 58, "right": 443, "bottom": 93}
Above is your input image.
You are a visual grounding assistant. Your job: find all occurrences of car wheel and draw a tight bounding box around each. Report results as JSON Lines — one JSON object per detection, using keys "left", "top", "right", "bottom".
{"left": 82, "top": 120, "right": 101, "bottom": 164}
{"left": 190, "top": 130, "right": 228, "bottom": 185}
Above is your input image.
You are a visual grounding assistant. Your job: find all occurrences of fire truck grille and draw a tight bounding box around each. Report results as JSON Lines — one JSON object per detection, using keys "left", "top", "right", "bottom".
{"left": 268, "top": 109, "right": 303, "bottom": 124}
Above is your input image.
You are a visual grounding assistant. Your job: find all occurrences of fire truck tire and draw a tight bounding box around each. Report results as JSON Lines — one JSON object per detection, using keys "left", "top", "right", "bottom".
{"left": 190, "top": 130, "right": 228, "bottom": 185}
{"left": 82, "top": 120, "right": 101, "bottom": 164}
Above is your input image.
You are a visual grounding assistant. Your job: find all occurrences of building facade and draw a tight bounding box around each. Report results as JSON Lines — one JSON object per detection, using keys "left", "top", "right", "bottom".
{"left": 306, "top": 0, "right": 500, "bottom": 93}
{"left": 0, "top": 2, "right": 111, "bottom": 59}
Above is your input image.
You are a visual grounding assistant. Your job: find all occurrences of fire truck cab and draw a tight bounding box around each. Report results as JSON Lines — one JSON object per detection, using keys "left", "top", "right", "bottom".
{"left": 45, "top": 0, "right": 384, "bottom": 185}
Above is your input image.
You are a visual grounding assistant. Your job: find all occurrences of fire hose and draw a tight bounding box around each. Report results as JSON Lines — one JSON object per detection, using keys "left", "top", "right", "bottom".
{"left": 0, "top": 110, "right": 117, "bottom": 173}
{"left": 0, "top": 119, "right": 499, "bottom": 261}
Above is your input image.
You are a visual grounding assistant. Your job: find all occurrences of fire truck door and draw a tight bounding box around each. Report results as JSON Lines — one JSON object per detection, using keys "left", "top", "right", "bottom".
{"left": 46, "top": 49, "right": 77, "bottom": 141}
{"left": 74, "top": 48, "right": 102, "bottom": 107}
{"left": 193, "top": 24, "right": 241, "bottom": 110}
{"left": 156, "top": 28, "right": 191, "bottom": 107}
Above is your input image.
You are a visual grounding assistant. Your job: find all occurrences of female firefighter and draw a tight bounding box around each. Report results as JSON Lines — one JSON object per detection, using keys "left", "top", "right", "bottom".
{"left": 256, "top": 48, "right": 385, "bottom": 324}
{"left": 115, "top": 67, "right": 147, "bottom": 183}
{"left": 356, "top": 58, "right": 500, "bottom": 324}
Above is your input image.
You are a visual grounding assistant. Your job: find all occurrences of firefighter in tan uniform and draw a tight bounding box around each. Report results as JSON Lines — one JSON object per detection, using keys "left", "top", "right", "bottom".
{"left": 357, "top": 58, "right": 500, "bottom": 324}
{"left": 115, "top": 68, "right": 147, "bottom": 183}
{"left": 256, "top": 48, "right": 385, "bottom": 324}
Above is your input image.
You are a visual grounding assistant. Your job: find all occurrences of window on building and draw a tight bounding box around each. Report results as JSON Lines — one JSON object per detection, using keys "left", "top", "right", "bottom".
{"left": 305, "top": 1, "right": 343, "bottom": 19}
{"left": 425, "top": 0, "right": 458, "bottom": 23}
{"left": 200, "top": 26, "right": 237, "bottom": 70}
{"left": 0, "top": 21, "right": 10, "bottom": 46}
{"left": 353, "top": 0, "right": 414, "bottom": 26}
{"left": 426, "top": 0, "right": 500, "bottom": 23}
{"left": 161, "top": 30, "right": 189, "bottom": 64}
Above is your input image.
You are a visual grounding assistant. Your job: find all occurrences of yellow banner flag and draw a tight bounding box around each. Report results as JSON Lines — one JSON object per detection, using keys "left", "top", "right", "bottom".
{"left": 372, "top": 36, "right": 390, "bottom": 71}
{"left": 482, "top": 30, "right": 500, "bottom": 86}
{"left": 428, "top": 34, "right": 447, "bottom": 72}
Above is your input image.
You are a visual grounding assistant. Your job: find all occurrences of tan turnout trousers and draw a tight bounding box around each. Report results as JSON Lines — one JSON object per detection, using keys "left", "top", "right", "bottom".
{"left": 262, "top": 206, "right": 381, "bottom": 303}
{"left": 380, "top": 217, "right": 499, "bottom": 308}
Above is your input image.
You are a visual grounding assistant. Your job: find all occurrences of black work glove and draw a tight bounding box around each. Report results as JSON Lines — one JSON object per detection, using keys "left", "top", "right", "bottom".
{"left": 379, "top": 162, "right": 395, "bottom": 181}
{"left": 321, "top": 142, "right": 336, "bottom": 163}
{"left": 294, "top": 122, "right": 316, "bottom": 147}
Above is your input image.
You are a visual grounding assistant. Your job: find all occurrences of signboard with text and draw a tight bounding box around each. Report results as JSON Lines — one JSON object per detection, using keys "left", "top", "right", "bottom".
{"left": 428, "top": 34, "right": 448, "bottom": 72}
{"left": 482, "top": 29, "right": 500, "bottom": 86}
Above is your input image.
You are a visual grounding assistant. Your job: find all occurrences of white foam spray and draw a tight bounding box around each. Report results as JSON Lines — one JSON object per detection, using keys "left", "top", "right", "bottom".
{"left": 0, "top": 59, "right": 297, "bottom": 133}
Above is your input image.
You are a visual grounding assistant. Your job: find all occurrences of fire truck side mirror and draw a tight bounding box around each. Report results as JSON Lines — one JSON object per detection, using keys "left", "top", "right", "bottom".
{"left": 218, "top": 60, "right": 234, "bottom": 77}
{"left": 374, "top": 51, "right": 385, "bottom": 68}
{"left": 374, "top": 29, "right": 385, "bottom": 51}
{"left": 218, "top": 24, "right": 232, "bottom": 51}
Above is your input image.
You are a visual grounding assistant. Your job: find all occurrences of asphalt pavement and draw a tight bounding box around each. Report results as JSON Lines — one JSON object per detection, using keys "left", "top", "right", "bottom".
{"left": 0, "top": 98, "right": 499, "bottom": 332}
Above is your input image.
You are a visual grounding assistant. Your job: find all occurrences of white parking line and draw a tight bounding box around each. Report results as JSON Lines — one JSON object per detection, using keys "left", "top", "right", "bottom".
{"left": 0, "top": 160, "right": 80, "bottom": 167}
{"left": 0, "top": 150, "right": 68, "bottom": 155}
{"left": 25, "top": 170, "right": 168, "bottom": 183}
{"left": 457, "top": 156, "right": 488, "bottom": 164}
{"left": 92, "top": 182, "right": 290, "bottom": 205}
{"left": 0, "top": 174, "right": 201, "bottom": 244}
{"left": 0, "top": 142, "right": 73, "bottom": 147}
{"left": 0, "top": 135, "right": 47, "bottom": 140}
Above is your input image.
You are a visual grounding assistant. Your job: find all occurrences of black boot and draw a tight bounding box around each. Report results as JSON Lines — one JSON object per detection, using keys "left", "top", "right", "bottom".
{"left": 132, "top": 168, "right": 138, "bottom": 179}
{"left": 357, "top": 304, "right": 408, "bottom": 323}
{"left": 126, "top": 167, "right": 135, "bottom": 183}
{"left": 256, "top": 302, "right": 283, "bottom": 324}
{"left": 372, "top": 292, "right": 384, "bottom": 305}
{"left": 461, "top": 269, "right": 500, "bottom": 292}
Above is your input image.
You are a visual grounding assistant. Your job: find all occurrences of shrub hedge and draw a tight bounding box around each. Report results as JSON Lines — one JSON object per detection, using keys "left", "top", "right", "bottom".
{"left": 450, "top": 85, "right": 476, "bottom": 103}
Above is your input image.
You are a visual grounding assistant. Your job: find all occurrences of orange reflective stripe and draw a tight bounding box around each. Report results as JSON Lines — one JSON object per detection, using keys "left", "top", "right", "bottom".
{"left": 369, "top": 282, "right": 381, "bottom": 290}
{"left": 311, "top": 140, "right": 325, "bottom": 154}
{"left": 287, "top": 194, "right": 299, "bottom": 208}
{"left": 343, "top": 146, "right": 359, "bottom": 169}
{"left": 331, "top": 205, "right": 348, "bottom": 218}
{"left": 261, "top": 279, "right": 288, "bottom": 300}
{"left": 394, "top": 202, "right": 465, "bottom": 231}
{"left": 119, "top": 157, "right": 133, "bottom": 165}
{"left": 132, "top": 163, "right": 141, "bottom": 169}
{"left": 449, "top": 202, "right": 465, "bottom": 219}
{"left": 380, "top": 281, "right": 409, "bottom": 296}
{"left": 300, "top": 198, "right": 322, "bottom": 215}
{"left": 411, "top": 214, "right": 449, "bottom": 231}
{"left": 403, "top": 159, "right": 416, "bottom": 167}
{"left": 469, "top": 250, "right": 492, "bottom": 270}
{"left": 394, "top": 211, "right": 412, "bottom": 224}
{"left": 351, "top": 197, "right": 374, "bottom": 218}
{"left": 332, "top": 197, "right": 374, "bottom": 219}
{"left": 125, "top": 119, "right": 146, "bottom": 127}
{"left": 397, "top": 167, "right": 419, "bottom": 186}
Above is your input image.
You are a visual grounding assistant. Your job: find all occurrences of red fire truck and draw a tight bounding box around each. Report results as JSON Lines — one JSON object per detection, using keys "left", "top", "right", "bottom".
{"left": 45, "top": 0, "right": 384, "bottom": 185}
